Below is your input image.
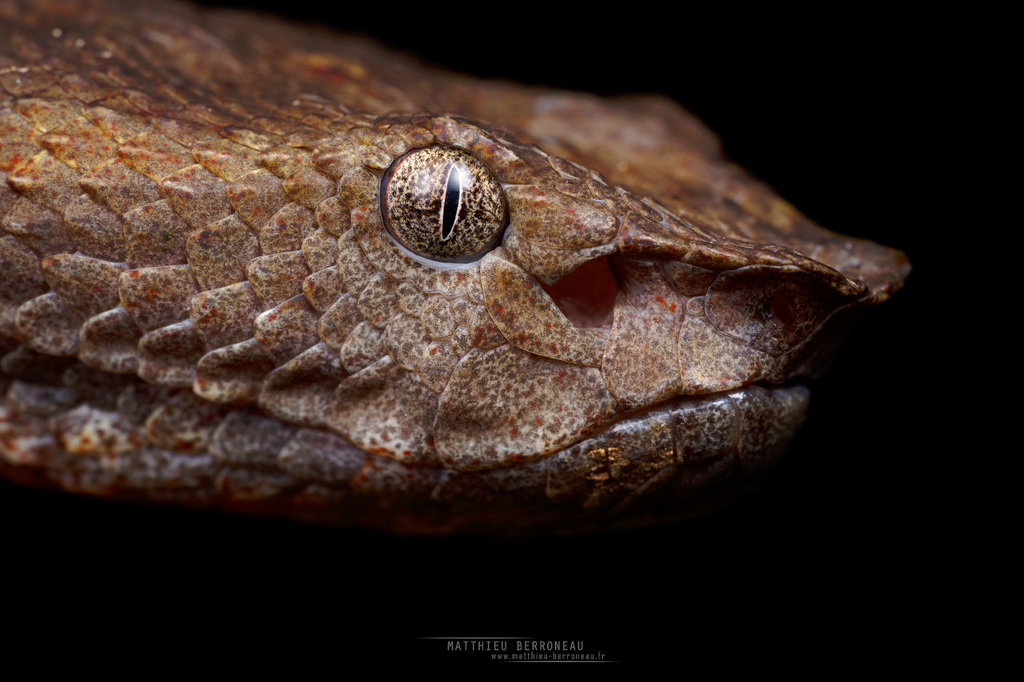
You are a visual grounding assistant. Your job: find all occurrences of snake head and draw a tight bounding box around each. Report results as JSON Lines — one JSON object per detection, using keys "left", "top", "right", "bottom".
{"left": 0, "top": 3, "right": 908, "bottom": 531}
{"left": 284, "top": 107, "right": 908, "bottom": 527}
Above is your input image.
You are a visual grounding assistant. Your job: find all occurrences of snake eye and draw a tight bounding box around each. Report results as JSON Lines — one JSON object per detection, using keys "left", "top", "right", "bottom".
{"left": 380, "top": 146, "right": 508, "bottom": 263}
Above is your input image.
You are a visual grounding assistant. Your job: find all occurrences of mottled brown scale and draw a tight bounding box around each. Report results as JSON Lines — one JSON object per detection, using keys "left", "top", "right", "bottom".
{"left": 118, "top": 265, "right": 198, "bottom": 331}
{"left": 284, "top": 168, "right": 334, "bottom": 209}
{"left": 246, "top": 251, "right": 309, "bottom": 307}
{"left": 137, "top": 319, "right": 204, "bottom": 386}
{"left": 42, "top": 253, "right": 125, "bottom": 318}
{"left": 0, "top": 0, "right": 909, "bottom": 534}
{"left": 63, "top": 194, "right": 126, "bottom": 260}
{"left": 195, "top": 138, "right": 263, "bottom": 181}
{"left": 2, "top": 197, "right": 75, "bottom": 255}
{"left": 339, "top": 321, "right": 384, "bottom": 374}
{"left": 253, "top": 294, "right": 319, "bottom": 364}
{"left": 40, "top": 117, "right": 117, "bottom": 172}
{"left": 16, "top": 292, "right": 82, "bottom": 355}
{"left": 303, "top": 265, "right": 344, "bottom": 313}
{"left": 316, "top": 292, "right": 361, "bottom": 350}
{"left": 118, "top": 132, "right": 194, "bottom": 181}
{"left": 259, "top": 202, "right": 315, "bottom": 253}
{"left": 81, "top": 159, "right": 162, "bottom": 214}
{"left": 122, "top": 200, "right": 192, "bottom": 267}
{"left": 77, "top": 306, "right": 142, "bottom": 374}
{"left": 189, "top": 280, "right": 261, "bottom": 349}
{"left": 160, "top": 164, "right": 232, "bottom": 229}
{"left": 480, "top": 250, "right": 607, "bottom": 368}
{"left": 227, "top": 169, "right": 287, "bottom": 229}
{"left": 185, "top": 214, "right": 260, "bottom": 290}
{"left": 260, "top": 341, "right": 346, "bottom": 427}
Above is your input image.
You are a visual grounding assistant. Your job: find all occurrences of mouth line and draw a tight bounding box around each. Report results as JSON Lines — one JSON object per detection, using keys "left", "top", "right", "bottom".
{"left": 607, "top": 379, "right": 808, "bottom": 434}
{"left": 525, "top": 378, "right": 813, "bottom": 469}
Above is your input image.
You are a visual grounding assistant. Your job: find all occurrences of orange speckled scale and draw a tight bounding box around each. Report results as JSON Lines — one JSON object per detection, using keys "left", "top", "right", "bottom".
{"left": 0, "top": 0, "right": 909, "bottom": 533}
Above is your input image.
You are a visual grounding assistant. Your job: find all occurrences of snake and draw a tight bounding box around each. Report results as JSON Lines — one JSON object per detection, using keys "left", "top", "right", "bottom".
{"left": 0, "top": 0, "right": 910, "bottom": 534}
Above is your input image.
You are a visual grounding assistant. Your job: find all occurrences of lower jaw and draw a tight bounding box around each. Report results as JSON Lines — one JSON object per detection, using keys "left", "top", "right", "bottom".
{"left": 380, "top": 382, "right": 812, "bottom": 534}
{"left": 1, "top": 380, "right": 810, "bottom": 535}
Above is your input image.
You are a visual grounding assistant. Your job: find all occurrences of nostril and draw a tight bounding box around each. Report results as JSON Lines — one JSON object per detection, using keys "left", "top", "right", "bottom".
{"left": 539, "top": 256, "right": 618, "bottom": 328}
{"left": 770, "top": 292, "right": 795, "bottom": 327}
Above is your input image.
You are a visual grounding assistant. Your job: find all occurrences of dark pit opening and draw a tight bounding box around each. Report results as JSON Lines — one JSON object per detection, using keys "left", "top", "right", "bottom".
{"left": 539, "top": 256, "right": 618, "bottom": 328}
{"left": 770, "top": 291, "right": 795, "bottom": 328}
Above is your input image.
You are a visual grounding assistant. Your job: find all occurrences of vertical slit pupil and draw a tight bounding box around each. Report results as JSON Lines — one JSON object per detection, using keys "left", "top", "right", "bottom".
{"left": 440, "top": 166, "right": 462, "bottom": 241}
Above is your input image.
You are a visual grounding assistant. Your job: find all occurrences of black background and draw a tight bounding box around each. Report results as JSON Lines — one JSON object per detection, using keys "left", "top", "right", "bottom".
{"left": 4, "top": 1, "right": 946, "bottom": 672}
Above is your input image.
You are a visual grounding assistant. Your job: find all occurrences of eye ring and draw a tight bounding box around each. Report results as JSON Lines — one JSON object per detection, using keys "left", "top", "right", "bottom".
{"left": 380, "top": 146, "right": 508, "bottom": 264}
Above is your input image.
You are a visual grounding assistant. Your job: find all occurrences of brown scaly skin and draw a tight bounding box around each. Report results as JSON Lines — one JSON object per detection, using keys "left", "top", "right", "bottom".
{"left": 0, "top": 0, "right": 909, "bottom": 534}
